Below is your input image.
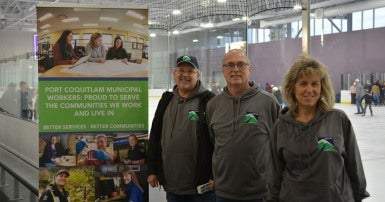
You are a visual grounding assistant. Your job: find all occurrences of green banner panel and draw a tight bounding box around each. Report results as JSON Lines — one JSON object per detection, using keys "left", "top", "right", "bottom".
{"left": 39, "top": 80, "right": 148, "bottom": 133}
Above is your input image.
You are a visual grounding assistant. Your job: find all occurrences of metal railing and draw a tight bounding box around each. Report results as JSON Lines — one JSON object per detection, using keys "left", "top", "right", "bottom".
{"left": 0, "top": 146, "right": 38, "bottom": 201}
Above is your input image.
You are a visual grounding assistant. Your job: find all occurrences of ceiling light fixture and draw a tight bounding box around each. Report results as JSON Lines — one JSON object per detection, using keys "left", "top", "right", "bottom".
{"left": 62, "top": 17, "right": 79, "bottom": 23}
{"left": 38, "top": 13, "right": 53, "bottom": 21}
{"left": 125, "top": 10, "right": 145, "bottom": 20}
{"left": 172, "top": 30, "right": 179, "bottom": 35}
{"left": 293, "top": 2, "right": 302, "bottom": 10}
{"left": 200, "top": 23, "right": 213, "bottom": 28}
{"left": 150, "top": 33, "right": 156, "bottom": 37}
{"left": 217, "top": 0, "right": 226, "bottom": 3}
{"left": 172, "top": 10, "right": 181, "bottom": 15}
{"left": 40, "top": 24, "right": 51, "bottom": 29}
{"left": 193, "top": 39, "right": 199, "bottom": 42}
{"left": 100, "top": 16, "right": 119, "bottom": 22}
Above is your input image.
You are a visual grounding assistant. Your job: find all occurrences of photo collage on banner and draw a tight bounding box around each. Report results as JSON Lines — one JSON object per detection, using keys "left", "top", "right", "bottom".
{"left": 37, "top": 5, "right": 149, "bottom": 202}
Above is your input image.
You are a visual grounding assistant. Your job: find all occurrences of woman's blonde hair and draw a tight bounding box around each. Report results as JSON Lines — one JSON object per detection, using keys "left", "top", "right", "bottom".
{"left": 88, "top": 32, "right": 102, "bottom": 48}
{"left": 282, "top": 54, "right": 335, "bottom": 117}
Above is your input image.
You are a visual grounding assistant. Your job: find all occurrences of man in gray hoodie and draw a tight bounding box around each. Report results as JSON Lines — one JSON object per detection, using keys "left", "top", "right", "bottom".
{"left": 147, "top": 55, "right": 216, "bottom": 201}
{"left": 206, "top": 49, "right": 280, "bottom": 201}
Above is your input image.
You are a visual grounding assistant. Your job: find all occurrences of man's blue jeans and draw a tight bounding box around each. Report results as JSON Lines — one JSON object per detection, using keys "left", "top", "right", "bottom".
{"left": 373, "top": 93, "right": 380, "bottom": 105}
{"left": 356, "top": 95, "right": 363, "bottom": 113}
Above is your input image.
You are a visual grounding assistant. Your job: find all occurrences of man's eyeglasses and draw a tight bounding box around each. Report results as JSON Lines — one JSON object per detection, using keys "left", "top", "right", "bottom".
{"left": 222, "top": 62, "right": 249, "bottom": 70}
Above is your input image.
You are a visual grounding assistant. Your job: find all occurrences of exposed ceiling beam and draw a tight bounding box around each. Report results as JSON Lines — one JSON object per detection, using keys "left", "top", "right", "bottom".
{"left": 2, "top": 10, "right": 35, "bottom": 30}
{"left": 260, "top": 0, "right": 385, "bottom": 28}
{"left": 0, "top": 0, "right": 384, "bottom": 33}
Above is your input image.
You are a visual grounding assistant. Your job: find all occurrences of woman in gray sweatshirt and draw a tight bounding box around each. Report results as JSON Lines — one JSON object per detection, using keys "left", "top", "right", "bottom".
{"left": 269, "top": 55, "right": 369, "bottom": 202}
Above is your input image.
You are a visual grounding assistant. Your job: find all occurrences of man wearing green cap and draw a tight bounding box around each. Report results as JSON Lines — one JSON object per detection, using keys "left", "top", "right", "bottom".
{"left": 147, "top": 55, "right": 216, "bottom": 201}
{"left": 39, "top": 169, "right": 70, "bottom": 202}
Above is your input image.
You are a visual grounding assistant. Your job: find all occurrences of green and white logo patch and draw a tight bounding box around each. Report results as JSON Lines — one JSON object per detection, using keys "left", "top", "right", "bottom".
{"left": 182, "top": 55, "right": 192, "bottom": 62}
{"left": 245, "top": 112, "right": 259, "bottom": 124}
{"left": 188, "top": 110, "right": 199, "bottom": 120}
{"left": 317, "top": 137, "right": 335, "bottom": 151}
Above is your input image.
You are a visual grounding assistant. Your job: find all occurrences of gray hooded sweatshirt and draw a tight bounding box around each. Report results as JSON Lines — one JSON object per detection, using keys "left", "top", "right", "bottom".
{"left": 269, "top": 109, "right": 369, "bottom": 202}
{"left": 161, "top": 82, "right": 208, "bottom": 194}
{"left": 206, "top": 84, "right": 280, "bottom": 200}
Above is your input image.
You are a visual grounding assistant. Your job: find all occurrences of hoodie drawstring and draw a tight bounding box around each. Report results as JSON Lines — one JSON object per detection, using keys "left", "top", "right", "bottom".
{"left": 307, "top": 124, "right": 312, "bottom": 177}
{"left": 298, "top": 125, "right": 303, "bottom": 167}
{"left": 298, "top": 123, "right": 313, "bottom": 177}
{"left": 233, "top": 97, "right": 241, "bottom": 134}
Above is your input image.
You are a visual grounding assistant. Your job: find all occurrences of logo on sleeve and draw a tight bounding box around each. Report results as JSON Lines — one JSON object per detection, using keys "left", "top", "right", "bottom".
{"left": 188, "top": 110, "right": 199, "bottom": 120}
{"left": 245, "top": 112, "right": 259, "bottom": 124}
{"left": 317, "top": 137, "right": 335, "bottom": 151}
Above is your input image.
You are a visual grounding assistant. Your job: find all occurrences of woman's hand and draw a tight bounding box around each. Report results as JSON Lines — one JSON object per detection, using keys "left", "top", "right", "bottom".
{"left": 121, "top": 58, "right": 128, "bottom": 64}
{"left": 69, "top": 59, "right": 77, "bottom": 64}
{"left": 99, "top": 58, "right": 106, "bottom": 63}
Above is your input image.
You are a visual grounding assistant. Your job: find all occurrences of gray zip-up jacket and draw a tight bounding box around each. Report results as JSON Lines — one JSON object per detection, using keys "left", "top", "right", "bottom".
{"left": 206, "top": 83, "right": 280, "bottom": 200}
{"left": 269, "top": 109, "right": 370, "bottom": 202}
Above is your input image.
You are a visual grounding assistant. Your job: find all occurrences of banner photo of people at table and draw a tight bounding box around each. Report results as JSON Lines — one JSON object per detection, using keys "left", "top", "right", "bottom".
{"left": 37, "top": 5, "right": 149, "bottom": 202}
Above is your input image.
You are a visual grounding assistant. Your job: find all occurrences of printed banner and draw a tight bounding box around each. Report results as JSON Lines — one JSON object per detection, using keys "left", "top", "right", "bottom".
{"left": 39, "top": 79, "right": 148, "bottom": 133}
{"left": 37, "top": 5, "right": 149, "bottom": 202}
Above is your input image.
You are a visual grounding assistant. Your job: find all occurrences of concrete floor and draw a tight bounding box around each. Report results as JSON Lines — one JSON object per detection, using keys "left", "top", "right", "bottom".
{"left": 148, "top": 96, "right": 385, "bottom": 201}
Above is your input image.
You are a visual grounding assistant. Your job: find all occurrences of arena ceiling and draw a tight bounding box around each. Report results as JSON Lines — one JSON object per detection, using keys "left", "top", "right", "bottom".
{"left": 0, "top": 0, "right": 384, "bottom": 34}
